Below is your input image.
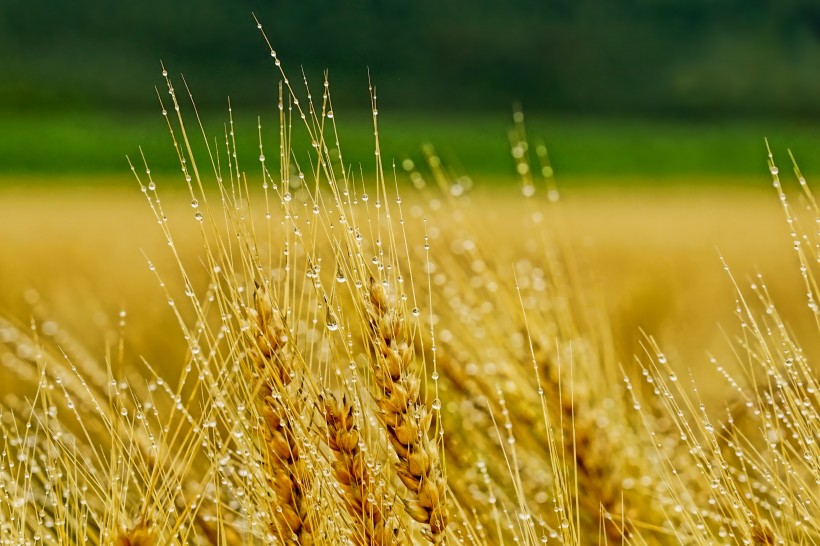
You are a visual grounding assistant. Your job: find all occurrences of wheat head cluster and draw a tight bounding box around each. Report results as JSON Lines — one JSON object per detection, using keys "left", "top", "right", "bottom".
{"left": 1, "top": 24, "right": 819, "bottom": 546}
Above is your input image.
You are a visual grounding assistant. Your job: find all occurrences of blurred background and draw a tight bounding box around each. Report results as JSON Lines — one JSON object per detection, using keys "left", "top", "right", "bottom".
{"left": 1, "top": 1, "right": 818, "bottom": 379}
{"left": 3, "top": 0, "right": 820, "bottom": 177}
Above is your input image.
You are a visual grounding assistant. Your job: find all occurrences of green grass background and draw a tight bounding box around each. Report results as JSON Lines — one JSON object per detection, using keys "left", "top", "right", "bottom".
{"left": 2, "top": 112, "right": 816, "bottom": 186}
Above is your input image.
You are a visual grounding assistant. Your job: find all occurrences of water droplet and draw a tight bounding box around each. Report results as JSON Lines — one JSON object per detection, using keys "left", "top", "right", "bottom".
{"left": 326, "top": 307, "right": 339, "bottom": 331}
{"left": 191, "top": 198, "right": 199, "bottom": 208}
{"left": 148, "top": 181, "right": 156, "bottom": 191}
{"left": 195, "top": 211, "right": 203, "bottom": 221}
{"left": 327, "top": 110, "right": 334, "bottom": 119}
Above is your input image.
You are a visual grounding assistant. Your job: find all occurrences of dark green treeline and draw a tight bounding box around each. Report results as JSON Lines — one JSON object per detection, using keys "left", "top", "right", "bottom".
{"left": 3, "top": 0, "right": 820, "bottom": 118}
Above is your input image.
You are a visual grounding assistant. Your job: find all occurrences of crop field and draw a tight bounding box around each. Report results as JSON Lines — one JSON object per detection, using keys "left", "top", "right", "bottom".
{"left": 0, "top": 177, "right": 807, "bottom": 391}
{"left": 10, "top": 2, "right": 820, "bottom": 543}
{"left": 1, "top": 127, "right": 817, "bottom": 543}
{"left": 3, "top": 22, "right": 820, "bottom": 541}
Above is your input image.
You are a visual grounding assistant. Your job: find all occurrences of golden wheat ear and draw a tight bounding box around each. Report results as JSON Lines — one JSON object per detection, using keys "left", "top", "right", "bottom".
{"left": 364, "top": 278, "right": 449, "bottom": 543}
{"left": 115, "top": 521, "right": 154, "bottom": 546}
{"left": 322, "top": 392, "right": 408, "bottom": 546}
{"left": 248, "top": 283, "right": 316, "bottom": 544}
{"left": 749, "top": 521, "right": 776, "bottom": 545}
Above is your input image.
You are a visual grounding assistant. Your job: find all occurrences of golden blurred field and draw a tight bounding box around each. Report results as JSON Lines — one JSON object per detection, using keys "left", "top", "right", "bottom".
{"left": 0, "top": 176, "right": 807, "bottom": 401}
{"left": 8, "top": 7, "right": 820, "bottom": 540}
{"left": 4, "top": 157, "right": 819, "bottom": 544}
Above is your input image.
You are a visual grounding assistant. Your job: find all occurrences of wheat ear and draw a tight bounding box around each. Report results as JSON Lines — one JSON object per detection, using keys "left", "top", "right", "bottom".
{"left": 250, "top": 284, "right": 314, "bottom": 544}
{"left": 115, "top": 521, "right": 154, "bottom": 546}
{"left": 750, "top": 521, "right": 776, "bottom": 545}
{"left": 323, "top": 392, "right": 407, "bottom": 546}
{"left": 366, "top": 278, "right": 449, "bottom": 544}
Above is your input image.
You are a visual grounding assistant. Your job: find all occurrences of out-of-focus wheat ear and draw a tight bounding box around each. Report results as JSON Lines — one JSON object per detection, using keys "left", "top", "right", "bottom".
{"left": 249, "top": 283, "right": 314, "bottom": 544}
{"left": 750, "top": 521, "right": 776, "bottom": 545}
{"left": 114, "top": 521, "right": 154, "bottom": 546}
{"left": 323, "top": 392, "right": 407, "bottom": 546}
{"left": 365, "top": 277, "right": 449, "bottom": 544}
{"left": 250, "top": 282, "right": 294, "bottom": 388}
{"left": 194, "top": 511, "right": 243, "bottom": 546}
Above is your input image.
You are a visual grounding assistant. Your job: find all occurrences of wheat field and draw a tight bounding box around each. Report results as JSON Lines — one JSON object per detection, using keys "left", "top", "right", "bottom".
{"left": 1, "top": 46, "right": 818, "bottom": 545}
